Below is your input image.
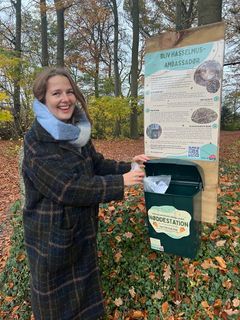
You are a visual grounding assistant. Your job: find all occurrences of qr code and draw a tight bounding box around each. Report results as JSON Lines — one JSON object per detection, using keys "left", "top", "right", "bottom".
{"left": 188, "top": 146, "right": 200, "bottom": 158}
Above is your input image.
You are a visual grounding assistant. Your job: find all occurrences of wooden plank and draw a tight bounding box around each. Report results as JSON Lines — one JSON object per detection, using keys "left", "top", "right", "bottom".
{"left": 146, "top": 22, "right": 225, "bottom": 53}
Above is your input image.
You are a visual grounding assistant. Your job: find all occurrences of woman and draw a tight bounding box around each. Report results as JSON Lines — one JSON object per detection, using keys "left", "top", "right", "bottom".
{"left": 22, "top": 67, "right": 148, "bottom": 320}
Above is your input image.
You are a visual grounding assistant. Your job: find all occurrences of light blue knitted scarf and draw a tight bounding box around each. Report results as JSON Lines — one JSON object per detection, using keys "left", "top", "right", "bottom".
{"left": 33, "top": 99, "right": 91, "bottom": 147}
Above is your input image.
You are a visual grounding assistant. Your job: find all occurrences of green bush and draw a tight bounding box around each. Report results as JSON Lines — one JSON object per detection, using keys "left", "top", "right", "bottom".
{"left": 88, "top": 96, "right": 144, "bottom": 138}
{"left": 223, "top": 119, "right": 240, "bottom": 131}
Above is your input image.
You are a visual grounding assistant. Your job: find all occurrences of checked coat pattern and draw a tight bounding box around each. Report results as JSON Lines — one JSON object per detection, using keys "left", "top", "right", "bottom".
{"left": 22, "top": 120, "right": 131, "bottom": 320}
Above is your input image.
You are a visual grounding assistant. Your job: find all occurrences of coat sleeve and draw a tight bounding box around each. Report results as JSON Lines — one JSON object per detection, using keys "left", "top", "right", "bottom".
{"left": 23, "top": 141, "right": 126, "bottom": 207}
{"left": 88, "top": 140, "right": 131, "bottom": 175}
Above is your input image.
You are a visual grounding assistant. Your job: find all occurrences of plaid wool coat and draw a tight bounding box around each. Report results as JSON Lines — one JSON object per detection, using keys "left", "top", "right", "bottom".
{"left": 22, "top": 120, "right": 131, "bottom": 320}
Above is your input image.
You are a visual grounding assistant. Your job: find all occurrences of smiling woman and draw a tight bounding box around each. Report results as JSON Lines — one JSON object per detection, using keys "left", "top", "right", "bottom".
{"left": 44, "top": 75, "right": 77, "bottom": 121}
{"left": 21, "top": 67, "right": 149, "bottom": 320}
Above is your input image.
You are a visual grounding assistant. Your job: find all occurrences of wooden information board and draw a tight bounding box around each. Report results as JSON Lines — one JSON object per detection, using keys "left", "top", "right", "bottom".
{"left": 144, "top": 22, "right": 225, "bottom": 223}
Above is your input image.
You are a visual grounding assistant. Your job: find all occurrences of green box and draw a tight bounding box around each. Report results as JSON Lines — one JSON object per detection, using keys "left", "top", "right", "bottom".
{"left": 144, "top": 159, "right": 203, "bottom": 259}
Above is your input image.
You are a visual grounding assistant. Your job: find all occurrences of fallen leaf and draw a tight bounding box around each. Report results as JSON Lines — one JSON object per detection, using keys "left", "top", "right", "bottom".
{"left": 232, "top": 226, "right": 240, "bottom": 233}
{"left": 215, "top": 256, "right": 227, "bottom": 269}
{"left": 232, "top": 298, "right": 240, "bottom": 308}
{"left": 124, "top": 232, "right": 133, "bottom": 239}
{"left": 116, "top": 217, "right": 123, "bottom": 224}
{"left": 12, "top": 305, "right": 20, "bottom": 313}
{"left": 223, "top": 309, "right": 239, "bottom": 316}
{"left": 137, "top": 203, "right": 145, "bottom": 211}
{"left": 226, "top": 215, "right": 239, "bottom": 224}
{"left": 232, "top": 266, "right": 239, "bottom": 274}
{"left": 107, "top": 224, "right": 115, "bottom": 232}
{"left": 174, "top": 300, "right": 181, "bottom": 306}
{"left": 232, "top": 240, "right": 238, "bottom": 248}
{"left": 210, "top": 230, "right": 220, "bottom": 240}
{"left": 4, "top": 296, "right": 14, "bottom": 302}
{"left": 213, "top": 299, "right": 222, "bottom": 308}
{"left": 201, "top": 258, "right": 217, "bottom": 270}
{"left": 113, "top": 309, "right": 121, "bottom": 320}
{"left": 131, "top": 310, "right": 145, "bottom": 319}
{"left": 225, "top": 209, "right": 235, "bottom": 215}
{"left": 148, "top": 252, "right": 157, "bottom": 261}
{"left": 216, "top": 240, "right": 226, "bottom": 247}
{"left": 16, "top": 252, "right": 26, "bottom": 262}
{"left": 149, "top": 272, "right": 155, "bottom": 280}
{"left": 114, "top": 297, "right": 123, "bottom": 307}
{"left": 201, "top": 301, "right": 210, "bottom": 309}
{"left": 161, "top": 301, "right": 169, "bottom": 314}
{"left": 218, "top": 225, "right": 230, "bottom": 234}
{"left": 163, "top": 264, "right": 171, "bottom": 281}
{"left": 129, "top": 286, "right": 136, "bottom": 298}
{"left": 114, "top": 251, "right": 122, "bottom": 263}
{"left": 115, "top": 235, "right": 121, "bottom": 242}
{"left": 109, "top": 271, "right": 117, "bottom": 278}
{"left": 139, "top": 296, "right": 147, "bottom": 304}
{"left": 151, "top": 290, "right": 163, "bottom": 300}
{"left": 222, "top": 279, "right": 232, "bottom": 289}
{"left": 187, "top": 264, "right": 195, "bottom": 277}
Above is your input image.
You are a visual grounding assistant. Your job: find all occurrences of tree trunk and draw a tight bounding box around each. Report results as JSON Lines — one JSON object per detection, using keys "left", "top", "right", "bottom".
{"left": 176, "top": 0, "right": 195, "bottom": 31}
{"left": 94, "top": 59, "right": 100, "bottom": 98}
{"left": 130, "top": 0, "right": 139, "bottom": 139}
{"left": 54, "top": 0, "right": 65, "bottom": 66}
{"left": 198, "top": 0, "right": 222, "bottom": 26}
{"left": 111, "top": 0, "right": 121, "bottom": 97}
{"left": 40, "top": 0, "right": 49, "bottom": 66}
{"left": 13, "top": 0, "right": 22, "bottom": 137}
{"left": 110, "top": 0, "right": 122, "bottom": 136}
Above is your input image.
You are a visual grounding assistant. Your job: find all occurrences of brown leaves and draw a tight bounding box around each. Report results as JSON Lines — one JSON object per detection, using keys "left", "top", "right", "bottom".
{"left": 161, "top": 301, "right": 169, "bottom": 314}
{"left": 129, "top": 287, "right": 136, "bottom": 299}
{"left": 130, "top": 310, "right": 145, "bottom": 319}
{"left": 163, "top": 264, "right": 171, "bottom": 281}
{"left": 16, "top": 252, "right": 26, "bottom": 262}
{"left": 214, "top": 256, "right": 227, "bottom": 269}
{"left": 215, "top": 239, "right": 226, "bottom": 247}
{"left": 148, "top": 272, "right": 155, "bottom": 280}
{"left": 200, "top": 297, "right": 240, "bottom": 319}
{"left": 148, "top": 252, "right": 157, "bottom": 261}
{"left": 201, "top": 256, "right": 227, "bottom": 271}
{"left": 114, "top": 250, "right": 122, "bottom": 263}
{"left": 113, "top": 297, "right": 123, "bottom": 307}
{"left": 151, "top": 290, "right": 163, "bottom": 300}
{"left": 222, "top": 279, "right": 232, "bottom": 289}
{"left": 210, "top": 229, "right": 220, "bottom": 240}
{"left": 93, "top": 138, "right": 144, "bottom": 162}
{"left": 124, "top": 232, "right": 133, "bottom": 239}
{"left": 0, "top": 141, "right": 20, "bottom": 273}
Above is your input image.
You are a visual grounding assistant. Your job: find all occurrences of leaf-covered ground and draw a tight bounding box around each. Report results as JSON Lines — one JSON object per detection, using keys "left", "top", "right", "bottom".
{"left": 0, "top": 131, "right": 239, "bottom": 319}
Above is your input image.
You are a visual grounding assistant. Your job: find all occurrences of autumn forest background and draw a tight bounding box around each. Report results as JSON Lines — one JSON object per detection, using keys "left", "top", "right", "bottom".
{"left": 0, "top": 0, "right": 240, "bottom": 319}
{"left": 0, "top": 0, "right": 239, "bottom": 138}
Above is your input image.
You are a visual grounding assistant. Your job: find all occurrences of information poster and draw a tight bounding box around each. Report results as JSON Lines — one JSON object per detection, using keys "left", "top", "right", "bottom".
{"left": 144, "top": 40, "right": 224, "bottom": 160}
{"left": 144, "top": 22, "right": 225, "bottom": 223}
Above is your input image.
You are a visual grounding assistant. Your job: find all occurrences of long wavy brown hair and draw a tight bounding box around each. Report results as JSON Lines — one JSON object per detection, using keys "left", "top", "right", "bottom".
{"left": 33, "top": 67, "right": 91, "bottom": 121}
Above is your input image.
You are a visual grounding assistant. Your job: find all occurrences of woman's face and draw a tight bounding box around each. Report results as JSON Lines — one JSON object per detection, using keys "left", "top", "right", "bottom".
{"left": 45, "top": 75, "right": 77, "bottom": 121}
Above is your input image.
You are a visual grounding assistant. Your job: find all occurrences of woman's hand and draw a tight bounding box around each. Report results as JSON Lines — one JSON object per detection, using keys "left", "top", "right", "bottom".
{"left": 123, "top": 169, "right": 145, "bottom": 186}
{"left": 132, "top": 154, "right": 150, "bottom": 163}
